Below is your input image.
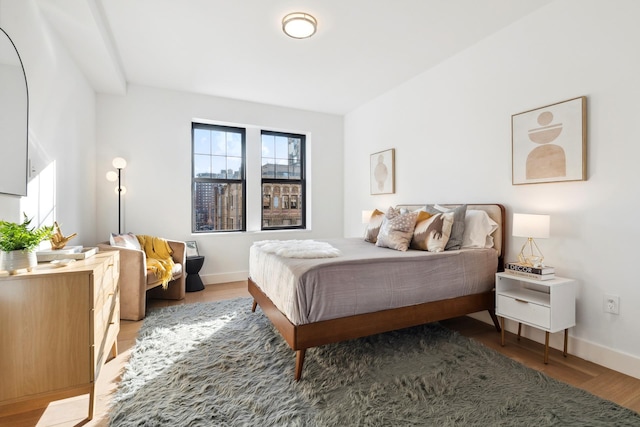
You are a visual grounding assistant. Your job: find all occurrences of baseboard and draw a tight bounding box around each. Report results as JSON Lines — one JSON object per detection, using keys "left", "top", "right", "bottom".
{"left": 201, "top": 270, "right": 249, "bottom": 286}
{"left": 469, "top": 312, "right": 640, "bottom": 380}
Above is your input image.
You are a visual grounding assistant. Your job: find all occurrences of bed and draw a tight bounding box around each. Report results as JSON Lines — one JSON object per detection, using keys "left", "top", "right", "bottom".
{"left": 248, "top": 203, "right": 505, "bottom": 380}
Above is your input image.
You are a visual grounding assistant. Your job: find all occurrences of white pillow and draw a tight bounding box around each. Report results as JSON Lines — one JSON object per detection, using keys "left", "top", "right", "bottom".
{"left": 462, "top": 210, "right": 498, "bottom": 249}
{"left": 110, "top": 232, "right": 141, "bottom": 250}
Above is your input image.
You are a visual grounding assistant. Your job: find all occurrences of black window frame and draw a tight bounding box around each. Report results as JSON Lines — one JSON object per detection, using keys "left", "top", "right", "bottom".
{"left": 260, "top": 130, "right": 306, "bottom": 230}
{"left": 191, "top": 123, "right": 246, "bottom": 233}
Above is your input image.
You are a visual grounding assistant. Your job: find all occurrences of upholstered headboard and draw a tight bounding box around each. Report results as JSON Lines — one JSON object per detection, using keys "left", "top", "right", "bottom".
{"left": 394, "top": 204, "right": 506, "bottom": 260}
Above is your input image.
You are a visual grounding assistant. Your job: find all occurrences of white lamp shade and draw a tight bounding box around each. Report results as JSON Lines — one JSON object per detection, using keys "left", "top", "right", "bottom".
{"left": 114, "top": 185, "right": 127, "bottom": 195}
{"left": 112, "top": 157, "right": 127, "bottom": 169}
{"left": 282, "top": 12, "right": 317, "bottom": 39}
{"left": 106, "top": 171, "right": 118, "bottom": 182}
{"left": 362, "top": 210, "right": 373, "bottom": 224}
{"left": 512, "top": 213, "right": 550, "bottom": 238}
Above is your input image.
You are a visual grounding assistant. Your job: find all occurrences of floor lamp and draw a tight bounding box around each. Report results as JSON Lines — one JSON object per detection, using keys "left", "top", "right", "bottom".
{"left": 106, "top": 157, "right": 127, "bottom": 234}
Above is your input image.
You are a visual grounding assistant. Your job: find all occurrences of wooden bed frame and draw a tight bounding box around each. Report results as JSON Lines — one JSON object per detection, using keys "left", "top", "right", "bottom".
{"left": 248, "top": 203, "right": 506, "bottom": 381}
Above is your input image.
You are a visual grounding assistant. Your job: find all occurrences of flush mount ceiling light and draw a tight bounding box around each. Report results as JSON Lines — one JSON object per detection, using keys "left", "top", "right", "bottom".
{"left": 282, "top": 12, "right": 317, "bottom": 39}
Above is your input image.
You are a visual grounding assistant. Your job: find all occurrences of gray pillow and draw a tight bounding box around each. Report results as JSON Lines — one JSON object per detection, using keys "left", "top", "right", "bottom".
{"left": 425, "top": 204, "right": 467, "bottom": 250}
{"left": 375, "top": 207, "right": 419, "bottom": 252}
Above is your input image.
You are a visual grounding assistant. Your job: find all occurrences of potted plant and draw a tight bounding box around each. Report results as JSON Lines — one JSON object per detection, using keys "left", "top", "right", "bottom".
{"left": 0, "top": 214, "right": 53, "bottom": 275}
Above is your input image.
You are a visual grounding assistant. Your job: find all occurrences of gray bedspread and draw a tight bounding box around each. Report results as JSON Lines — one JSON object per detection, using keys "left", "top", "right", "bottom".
{"left": 249, "top": 237, "right": 498, "bottom": 325}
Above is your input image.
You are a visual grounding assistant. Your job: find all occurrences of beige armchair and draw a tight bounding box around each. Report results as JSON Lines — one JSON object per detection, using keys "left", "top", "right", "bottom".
{"left": 97, "top": 239, "right": 186, "bottom": 321}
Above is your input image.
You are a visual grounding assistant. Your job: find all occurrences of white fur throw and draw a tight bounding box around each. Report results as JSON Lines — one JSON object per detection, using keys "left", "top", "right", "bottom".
{"left": 253, "top": 240, "right": 341, "bottom": 258}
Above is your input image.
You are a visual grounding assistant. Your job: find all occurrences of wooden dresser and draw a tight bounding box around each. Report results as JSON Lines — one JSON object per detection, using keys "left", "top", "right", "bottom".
{"left": 0, "top": 250, "right": 120, "bottom": 420}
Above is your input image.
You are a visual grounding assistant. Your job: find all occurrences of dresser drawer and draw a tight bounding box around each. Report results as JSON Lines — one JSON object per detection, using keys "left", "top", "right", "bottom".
{"left": 93, "top": 253, "right": 119, "bottom": 307}
{"left": 94, "top": 294, "right": 120, "bottom": 374}
{"left": 94, "top": 267, "right": 115, "bottom": 317}
{"left": 95, "top": 293, "right": 118, "bottom": 345}
{"left": 497, "top": 294, "right": 550, "bottom": 329}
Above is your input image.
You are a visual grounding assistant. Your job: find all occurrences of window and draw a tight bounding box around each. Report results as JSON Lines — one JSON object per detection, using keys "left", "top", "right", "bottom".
{"left": 192, "top": 123, "right": 245, "bottom": 232}
{"left": 261, "top": 131, "right": 305, "bottom": 230}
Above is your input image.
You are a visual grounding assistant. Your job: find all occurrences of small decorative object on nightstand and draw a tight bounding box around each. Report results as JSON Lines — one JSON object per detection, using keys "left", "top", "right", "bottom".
{"left": 495, "top": 271, "right": 576, "bottom": 364}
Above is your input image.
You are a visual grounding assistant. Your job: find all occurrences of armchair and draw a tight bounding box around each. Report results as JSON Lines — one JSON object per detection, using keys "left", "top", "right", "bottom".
{"left": 98, "top": 239, "right": 186, "bottom": 321}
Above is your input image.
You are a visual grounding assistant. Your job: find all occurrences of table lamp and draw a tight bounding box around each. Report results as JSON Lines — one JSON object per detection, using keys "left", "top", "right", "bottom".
{"left": 362, "top": 210, "right": 373, "bottom": 224}
{"left": 512, "top": 213, "right": 550, "bottom": 267}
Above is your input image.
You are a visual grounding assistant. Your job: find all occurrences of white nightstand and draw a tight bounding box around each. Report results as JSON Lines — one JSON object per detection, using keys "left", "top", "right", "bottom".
{"left": 495, "top": 272, "right": 576, "bottom": 364}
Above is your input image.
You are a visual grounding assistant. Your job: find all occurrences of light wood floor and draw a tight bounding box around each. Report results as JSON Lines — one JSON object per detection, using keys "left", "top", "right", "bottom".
{"left": 2, "top": 281, "right": 639, "bottom": 426}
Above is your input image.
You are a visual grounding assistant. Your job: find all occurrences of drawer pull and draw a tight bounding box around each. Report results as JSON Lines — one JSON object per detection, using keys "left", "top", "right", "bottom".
{"left": 515, "top": 298, "right": 529, "bottom": 304}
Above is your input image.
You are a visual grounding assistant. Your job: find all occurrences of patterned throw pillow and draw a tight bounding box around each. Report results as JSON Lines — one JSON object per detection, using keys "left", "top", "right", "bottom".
{"left": 364, "top": 209, "right": 385, "bottom": 243}
{"left": 110, "top": 232, "right": 141, "bottom": 250}
{"left": 425, "top": 204, "right": 467, "bottom": 250}
{"left": 375, "top": 207, "right": 419, "bottom": 251}
{"left": 410, "top": 212, "right": 454, "bottom": 252}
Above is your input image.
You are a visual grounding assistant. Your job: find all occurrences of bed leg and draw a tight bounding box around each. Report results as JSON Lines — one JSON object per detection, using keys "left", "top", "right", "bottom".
{"left": 294, "top": 349, "right": 306, "bottom": 381}
{"left": 251, "top": 299, "right": 257, "bottom": 312}
{"left": 488, "top": 309, "right": 501, "bottom": 332}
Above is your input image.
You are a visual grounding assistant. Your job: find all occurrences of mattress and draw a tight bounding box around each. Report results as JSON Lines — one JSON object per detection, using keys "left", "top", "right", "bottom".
{"left": 249, "top": 237, "right": 498, "bottom": 325}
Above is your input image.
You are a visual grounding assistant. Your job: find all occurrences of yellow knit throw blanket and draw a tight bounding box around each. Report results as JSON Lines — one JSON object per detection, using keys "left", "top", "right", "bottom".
{"left": 136, "top": 235, "right": 175, "bottom": 289}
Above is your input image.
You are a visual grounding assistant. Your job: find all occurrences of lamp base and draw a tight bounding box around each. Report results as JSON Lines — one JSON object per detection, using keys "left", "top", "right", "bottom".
{"left": 517, "top": 254, "right": 544, "bottom": 268}
{"left": 517, "top": 238, "right": 545, "bottom": 268}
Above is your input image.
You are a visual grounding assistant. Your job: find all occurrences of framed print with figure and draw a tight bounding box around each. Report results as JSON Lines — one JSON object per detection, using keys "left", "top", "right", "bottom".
{"left": 512, "top": 96, "right": 587, "bottom": 185}
{"left": 370, "top": 149, "right": 395, "bottom": 195}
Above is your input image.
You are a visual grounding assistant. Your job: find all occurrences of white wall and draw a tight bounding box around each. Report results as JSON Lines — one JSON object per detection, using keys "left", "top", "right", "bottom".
{"left": 4, "top": 0, "right": 637, "bottom": 379}
{"left": 344, "top": 0, "right": 640, "bottom": 377}
{"left": 97, "top": 84, "right": 343, "bottom": 283}
{"left": 0, "top": 0, "right": 97, "bottom": 243}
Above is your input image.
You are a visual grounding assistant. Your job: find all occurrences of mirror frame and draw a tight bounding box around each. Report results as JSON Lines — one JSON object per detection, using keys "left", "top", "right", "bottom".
{"left": 0, "top": 27, "right": 28, "bottom": 197}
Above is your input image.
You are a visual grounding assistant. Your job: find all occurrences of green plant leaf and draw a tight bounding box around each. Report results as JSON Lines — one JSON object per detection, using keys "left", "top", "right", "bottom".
{"left": 0, "top": 213, "right": 54, "bottom": 252}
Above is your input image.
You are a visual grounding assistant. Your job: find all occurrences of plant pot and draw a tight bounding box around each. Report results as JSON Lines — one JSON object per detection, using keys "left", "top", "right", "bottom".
{"left": 1, "top": 250, "right": 37, "bottom": 275}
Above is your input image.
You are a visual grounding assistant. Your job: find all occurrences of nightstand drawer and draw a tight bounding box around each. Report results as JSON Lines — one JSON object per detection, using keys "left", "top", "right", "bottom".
{"left": 497, "top": 295, "right": 550, "bottom": 329}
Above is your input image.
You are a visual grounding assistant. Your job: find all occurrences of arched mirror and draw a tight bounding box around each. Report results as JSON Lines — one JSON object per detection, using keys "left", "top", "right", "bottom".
{"left": 0, "top": 27, "right": 28, "bottom": 196}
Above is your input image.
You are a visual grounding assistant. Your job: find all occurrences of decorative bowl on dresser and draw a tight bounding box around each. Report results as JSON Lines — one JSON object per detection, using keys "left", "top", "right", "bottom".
{"left": 0, "top": 250, "right": 120, "bottom": 420}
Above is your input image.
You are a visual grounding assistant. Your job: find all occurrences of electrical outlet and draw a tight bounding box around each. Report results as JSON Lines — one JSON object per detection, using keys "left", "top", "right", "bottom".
{"left": 603, "top": 294, "right": 620, "bottom": 315}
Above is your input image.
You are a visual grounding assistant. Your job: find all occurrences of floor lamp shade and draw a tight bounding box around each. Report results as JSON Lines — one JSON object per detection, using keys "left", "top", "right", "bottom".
{"left": 112, "top": 157, "right": 127, "bottom": 169}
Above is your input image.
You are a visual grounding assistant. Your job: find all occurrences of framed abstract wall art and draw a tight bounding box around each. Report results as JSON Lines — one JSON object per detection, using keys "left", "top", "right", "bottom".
{"left": 370, "top": 148, "right": 395, "bottom": 195}
{"left": 512, "top": 96, "right": 587, "bottom": 185}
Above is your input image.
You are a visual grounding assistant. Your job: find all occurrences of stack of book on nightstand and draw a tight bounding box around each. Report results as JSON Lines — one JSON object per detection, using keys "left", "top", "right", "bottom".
{"left": 504, "top": 262, "right": 555, "bottom": 280}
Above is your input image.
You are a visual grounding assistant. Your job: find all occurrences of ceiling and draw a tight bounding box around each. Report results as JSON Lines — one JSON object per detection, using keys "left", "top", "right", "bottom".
{"left": 37, "top": 0, "right": 552, "bottom": 115}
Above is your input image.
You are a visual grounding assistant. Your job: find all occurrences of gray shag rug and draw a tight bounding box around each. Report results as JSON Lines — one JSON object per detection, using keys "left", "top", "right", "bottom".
{"left": 110, "top": 298, "right": 640, "bottom": 426}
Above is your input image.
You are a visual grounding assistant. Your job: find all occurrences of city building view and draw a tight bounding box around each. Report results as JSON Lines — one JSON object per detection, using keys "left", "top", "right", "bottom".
{"left": 193, "top": 181, "right": 243, "bottom": 231}
{"left": 262, "top": 182, "right": 302, "bottom": 228}
{"left": 192, "top": 127, "right": 304, "bottom": 232}
{"left": 192, "top": 175, "right": 303, "bottom": 232}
